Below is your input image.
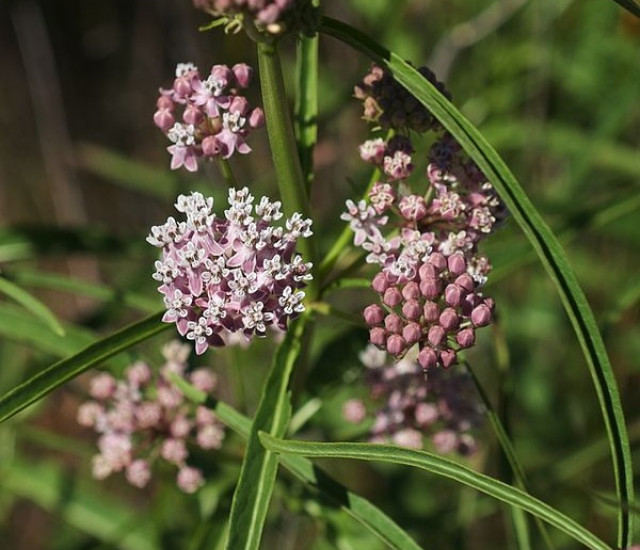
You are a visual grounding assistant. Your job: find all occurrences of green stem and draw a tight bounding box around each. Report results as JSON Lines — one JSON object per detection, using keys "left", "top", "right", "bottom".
{"left": 257, "top": 40, "right": 318, "bottom": 300}
{"left": 294, "top": 32, "right": 319, "bottom": 192}
{"left": 217, "top": 158, "right": 237, "bottom": 188}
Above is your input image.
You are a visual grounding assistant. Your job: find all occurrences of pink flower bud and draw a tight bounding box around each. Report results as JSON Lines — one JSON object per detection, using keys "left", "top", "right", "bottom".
{"left": 156, "top": 95, "right": 174, "bottom": 110}
{"left": 423, "top": 301, "right": 440, "bottom": 323}
{"left": 454, "top": 274, "right": 475, "bottom": 292}
{"left": 427, "top": 325, "right": 446, "bottom": 347}
{"left": 383, "top": 287, "right": 403, "bottom": 307}
{"left": 161, "top": 438, "right": 188, "bottom": 465}
{"left": 359, "top": 138, "right": 386, "bottom": 164}
{"left": 127, "top": 361, "right": 151, "bottom": 386}
{"left": 419, "top": 277, "right": 441, "bottom": 299}
{"left": 369, "top": 327, "right": 386, "bottom": 347}
{"left": 484, "top": 297, "right": 495, "bottom": 311}
{"left": 418, "top": 262, "right": 438, "bottom": 281}
{"left": 392, "top": 428, "right": 423, "bottom": 449}
{"left": 372, "top": 272, "right": 390, "bottom": 293}
{"left": 427, "top": 252, "right": 447, "bottom": 272}
{"left": 363, "top": 304, "right": 384, "bottom": 326}
{"left": 89, "top": 373, "right": 116, "bottom": 400}
{"left": 126, "top": 459, "right": 151, "bottom": 488}
{"left": 190, "top": 368, "right": 217, "bottom": 392}
{"left": 447, "top": 253, "right": 466, "bottom": 276}
{"left": 177, "top": 466, "right": 204, "bottom": 493}
{"left": 398, "top": 195, "right": 428, "bottom": 221}
{"left": 154, "top": 109, "right": 175, "bottom": 131}
{"left": 182, "top": 103, "right": 203, "bottom": 125}
{"left": 402, "top": 322, "right": 422, "bottom": 345}
{"left": 471, "top": 304, "right": 492, "bottom": 327}
{"left": 232, "top": 63, "right": 253, "bottom": 88}
{"left": 439, "top": 308, "right": 459, "bottom": 331}
{"left": 211, "top": 64, "right": 233, "bottom": 85}
{"left": 197, "top": 424, "right": 224, "bottom": 449}
{"left": 433, "top": 430, "right": 459, "bottom": 453}
{"left": 415, "top": 402, "right": 439, "bottom": 425}
{"left": 456, "top": 327, "right": 475, "bottom": 348}
{"left": 202, "top": 135, "right": 222, "bottom": 157}
{"left": 444, "top": 284, "right": 463, "bottom": 307}
{"left": 418, "top": 347, "right": 438, "bottom": 369}
{"left": 386, "top": 334, "right": 406, "bottom": 356}
{"left": 173, "top": 76, "right": 192, "bottom": 98}
{"left": 401, "top": 281, "right": 420, "bottom": 300}
{"left": 229, "top": 95, "right": 249, "bottom": 116}
{"left": 249, "top": 107, "right": 265, "bottom": 129}
{"left": 384, "top": 313, "right": 404, "bottom": 333}
{"left": 439, "top": 349, "right": 457, "bottom": 368}
{"left": 402, "top": 299, "right": 421, "bottom": 320}
{"left": 343, "top": 399, "right": 366, "bottom": 424}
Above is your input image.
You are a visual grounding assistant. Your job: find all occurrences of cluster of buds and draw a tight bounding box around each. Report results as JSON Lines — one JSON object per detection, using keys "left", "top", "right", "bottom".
{"left": 147, "top": 188, "right": 313, "bottom": 354}
{"left": 77, "top": 341, "right": 225, "bottom": 493}
{"left": 344, "top": 66, "right": 506, "bottom": 370}
{"left": 354, "top": 64, "right": 450, "bottom": 133}
{"left": 192, "top": 0, "right": 318, "bottom": 36}
{"left": 153, "top": 62, "right": 264, "bottom": 172}
{"left": 343, "top": 345, "right": 483, "bottom": 454}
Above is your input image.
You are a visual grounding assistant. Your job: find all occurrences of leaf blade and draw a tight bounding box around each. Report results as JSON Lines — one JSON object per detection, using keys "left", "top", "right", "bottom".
{"left": 260, "top": 435, "right": 611, "bottom": 550}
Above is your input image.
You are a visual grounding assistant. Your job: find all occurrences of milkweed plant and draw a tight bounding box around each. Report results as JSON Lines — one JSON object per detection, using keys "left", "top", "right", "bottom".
{"left": 1, "top": 1, "right": 638, "bottom": 549}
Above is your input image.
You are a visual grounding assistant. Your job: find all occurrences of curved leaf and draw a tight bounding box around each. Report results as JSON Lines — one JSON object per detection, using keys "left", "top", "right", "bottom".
{"left": 260, "top": 435, "right": 611, "bottom": 550}
{"left": 0, "top": 312, "right": 169, "bottom": 423}
{"left": 610, "top": 0, "right": 640, "bottom": 17}
{"left": 319, "top": 17, "right": 633, "bottom": 547}
{"left": 168, "top": 377, "right": 425, "bottom": 550}
{"left": 0, "top": 275, "right": 65, "bottom": 336}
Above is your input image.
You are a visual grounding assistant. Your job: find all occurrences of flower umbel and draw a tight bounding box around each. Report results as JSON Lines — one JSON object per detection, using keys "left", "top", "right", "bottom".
{"left": 77, "top": 341, "right": 225, "bottom": 493}
{"left": 148, "top": 188, "right": 313, "bottom": 354}
{"left": 154, "top": 63, "right": 264, "bottom": 172}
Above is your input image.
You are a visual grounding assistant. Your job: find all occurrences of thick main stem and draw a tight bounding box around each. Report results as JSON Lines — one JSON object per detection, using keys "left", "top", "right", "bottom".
{"left": 257, "top": 40, "right": 318, "bottom": 300}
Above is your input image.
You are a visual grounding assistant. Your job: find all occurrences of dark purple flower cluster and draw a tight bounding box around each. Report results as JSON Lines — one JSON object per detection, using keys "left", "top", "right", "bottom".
{"left": 343, "top": 345, "right": 483, "bottom": 454}
{"left": 354, "top": 64, "right": 451, "bottom": 132}
{"left": 77, "top": 341, "right": 225, "bottom": 493}
{"left": 147, "top": 189, "right": 313, "bottom": 354}
{"left": 345, "top": 67, "right": 506, "bottom": 370}
{"left": 154, "top": 62, "right": 264, "bottom": 172}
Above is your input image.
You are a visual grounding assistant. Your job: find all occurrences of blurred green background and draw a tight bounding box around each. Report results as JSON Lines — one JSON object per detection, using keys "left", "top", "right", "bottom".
{"left": 0, "top": 0, "right": 638, "bottom": 548}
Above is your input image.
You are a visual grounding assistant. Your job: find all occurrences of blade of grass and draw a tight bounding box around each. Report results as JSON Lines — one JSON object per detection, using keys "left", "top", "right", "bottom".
{"left": 0, "top": 312, "right": 169, "bottom": 423}
{"left": 167, "top": 377, "right": 425, "bottom": 550}
{"left": 0, "top": 274, "right": 65, "bottom": 336}
{"left": 609, "top": 0, "right": 640, "bottom": 17}
{"left": 260, "top": 435, "right": 611, "bottom": 550}
{"left": 319, "top": 17, "right": 633, "bottom": 547}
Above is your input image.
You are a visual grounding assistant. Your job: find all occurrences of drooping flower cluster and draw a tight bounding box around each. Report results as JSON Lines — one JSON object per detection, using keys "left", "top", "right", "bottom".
{"left": 77, "top": 341, "right": 225, "bottom": 493}
{"left": 343, "top": 345, "right": 483, "bottom": 454}
{"left": 354, "top": 64, "right": 451, "bottom": 133}
{"left": 192, "top": 0, "right": 318, "bottom": 36}
{"left": 344, "top": 66, "right": 506, "bottom": 370}
{"left": 148, "top": 188, "right": 313, "bottom": 354}
{"left": 153, "top": 62, "right": 264, "bottom": 172}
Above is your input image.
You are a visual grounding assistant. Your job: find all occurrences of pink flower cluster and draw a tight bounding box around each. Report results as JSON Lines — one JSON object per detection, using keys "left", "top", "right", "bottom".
{"left": 192, "top": 0, "right": 319, "bottom": 36}
{"left": 153, "top": 62, "right": 264, "bottom": 172}
{"left": 343, "top": 345, "right": 483, "bottom": 454}
{"left": 354, "top": 64, "right": 451, "bottom": 132}
{"left": 77, "top": 341, "right": 225, "bottom": 493}
{"left": 345, "top": 67, "right": 505, "bottom": 370}
{"left": 147, "top": 188, "right": 313, "bottom": 354}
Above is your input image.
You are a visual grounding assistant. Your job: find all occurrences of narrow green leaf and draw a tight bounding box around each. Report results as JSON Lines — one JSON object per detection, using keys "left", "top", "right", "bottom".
{"left": 609, "top": 0, "right": 640, "bottom": 17}
{"left": 171, "top": 379, "right": 425, "bottom": 550}
{"left": 0, "top": 304, "right": 129, "bottom": 372}
{"left": 260, "top": 435, "right": 611, "bottom": 550}
{"left": 0, "top": 275, "right": 65, "bottom": 336}
{"left": 319, "top": 17, "right": 633, "bottom": 547}
{"left": 225, "top": 316, "right": 306, "bottom": 550}
{"left": 10, "top": 269, "right": 157, "bottom": 313}
{"left": 0, "top": 312, "right": 169, "bottom": 423}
